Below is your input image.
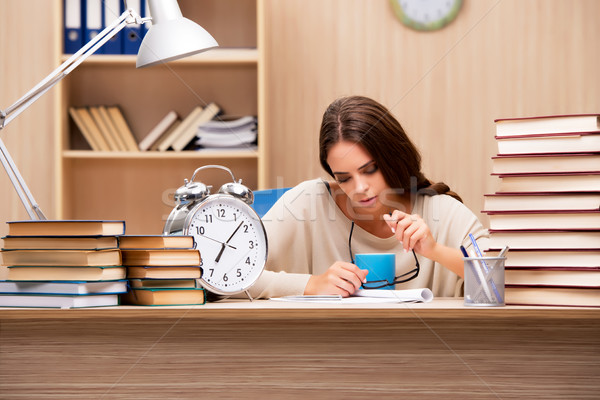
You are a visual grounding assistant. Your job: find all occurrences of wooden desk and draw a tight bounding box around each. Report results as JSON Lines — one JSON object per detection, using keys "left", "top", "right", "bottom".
{"left": 1, "top": 300, "right": 599, "bottom": 399}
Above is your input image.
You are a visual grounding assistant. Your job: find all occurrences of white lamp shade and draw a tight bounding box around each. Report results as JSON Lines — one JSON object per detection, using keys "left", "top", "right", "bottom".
{"left": 136, "top": 0, "right": 218, "bottom": 68}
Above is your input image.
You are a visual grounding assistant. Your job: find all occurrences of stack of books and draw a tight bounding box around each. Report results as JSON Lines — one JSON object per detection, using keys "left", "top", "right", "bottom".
{"left": 119, "top": 235, "right": 205, "bottom": 306}
{"left": 69, "top": 105, "right": 138, "bottom": 152}
{"left": 483, "top": 114, "right": 600, "bottom": 307}
{"left": 0, "top": 220, "right": 128, "bottom": 308}
{"left": 194, "top": 115, "right": 258, "bottom": 151}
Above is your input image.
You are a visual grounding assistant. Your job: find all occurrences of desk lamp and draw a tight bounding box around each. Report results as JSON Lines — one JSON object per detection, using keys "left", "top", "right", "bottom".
{"left": 0, "top": 0, "right": 218, "bottom": 220}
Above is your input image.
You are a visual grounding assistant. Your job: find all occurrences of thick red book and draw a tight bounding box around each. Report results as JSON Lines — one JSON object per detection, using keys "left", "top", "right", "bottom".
{"left": 485, "top": 248, "right": 600, "bottom": 268}
{"left": 494, "top": 172, "right": 600, "bottom": 193}
{"left": 495, "top": 132, "right": 600, "bottom": 155}
{"left": 488, "top": 229, "right": 600, "bottom": 249}
{"left": 483, "top": 192, "right": 600, "bottom": 212}
{"left": 484, "top": 209, "right": 600, "bottom": 230}
{"left": 505, "top": 286, "right": 600, "bottom": 307}
{"left": 494, "top": 114, "right": 600, "bottom": 138}
{"left": 491, "top": 153, "right": 600, "bottom": 175}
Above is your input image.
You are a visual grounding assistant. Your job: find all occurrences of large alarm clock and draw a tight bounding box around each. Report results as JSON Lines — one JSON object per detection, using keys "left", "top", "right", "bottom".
{"left": 163, "top": 165, "right": 267, "bottom": 300}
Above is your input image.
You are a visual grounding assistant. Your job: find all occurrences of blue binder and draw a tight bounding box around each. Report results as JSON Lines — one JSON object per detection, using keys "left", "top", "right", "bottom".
{"left": 102, "top": 0, "right": 123, "bottom": 54}
{"left": 63, "top": 0, "right": 83, "bottom": 54}
{"left": 83, "top": 0, "right": 103, "bottom": 54}
{"left": 122, "top": 0, "right": 145, "bottom": 54}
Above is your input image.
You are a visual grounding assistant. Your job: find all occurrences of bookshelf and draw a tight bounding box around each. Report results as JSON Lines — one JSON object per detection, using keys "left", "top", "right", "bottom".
{"left": 58, "top": 0, "right": 264, "bottom": 234}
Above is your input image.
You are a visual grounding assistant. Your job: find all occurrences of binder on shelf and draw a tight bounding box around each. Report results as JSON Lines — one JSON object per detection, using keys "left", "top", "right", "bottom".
{"left": 102, "top": 0, "right": 123, "bottom": 54}
{"left": 84, "top": 0, "right": 104, "bottom": 54}
{"left": 122, "top": 0, "right": 144, "bottom": 54}
{"left": 63, "top": 0, "right": 83, "bottom": 54}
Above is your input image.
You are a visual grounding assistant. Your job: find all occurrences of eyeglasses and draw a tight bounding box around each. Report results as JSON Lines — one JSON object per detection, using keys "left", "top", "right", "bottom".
{"left": 348, "top": 221, "right": 420, "bottom": 289}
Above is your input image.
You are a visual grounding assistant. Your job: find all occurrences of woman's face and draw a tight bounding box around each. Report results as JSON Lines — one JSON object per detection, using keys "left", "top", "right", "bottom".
{"left": 326, "top": 140, "right": 395, "bottom": 219}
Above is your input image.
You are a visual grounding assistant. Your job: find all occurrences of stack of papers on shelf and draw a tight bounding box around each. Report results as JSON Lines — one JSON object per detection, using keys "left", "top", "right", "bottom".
{"left": 194, "top": 116, "right": 257, "bottom": 149}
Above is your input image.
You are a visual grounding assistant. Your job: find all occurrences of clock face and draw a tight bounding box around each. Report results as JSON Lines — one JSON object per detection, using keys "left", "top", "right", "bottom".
{"left": 391, "top": 0, "right": 463, "bottom": 31}
{"left": 185, "top": 194, "right": 267, "bottom": 295}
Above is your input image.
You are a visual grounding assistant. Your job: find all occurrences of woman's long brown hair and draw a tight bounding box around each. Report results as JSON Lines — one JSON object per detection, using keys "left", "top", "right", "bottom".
{"left": 319, "top": 95, "right": 462, "bottom": 203}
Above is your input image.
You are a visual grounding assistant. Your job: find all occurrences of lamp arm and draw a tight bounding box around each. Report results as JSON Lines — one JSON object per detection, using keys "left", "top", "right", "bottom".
{"left": 1, "top": 9, "right": 145, "bottom": 129}
{"left": 0, "top": 8, "right": 148, "bottom": 220}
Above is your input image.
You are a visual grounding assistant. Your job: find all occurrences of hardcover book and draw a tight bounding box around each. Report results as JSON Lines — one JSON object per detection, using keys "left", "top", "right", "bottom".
{"left": 126, "top": 266, "right": 202, "bottom": 280}
{"left": 122, "top": 287, "right": 205, "bottom": 306}
{"left": 485, "top": 210, "right": 600, "bottom": 230}
{"left": 483, "top": 192, "right": 600, "bottom": 212}
{"left": 6, "top": 220, "right": 126, "bottom": 237}
{"left": 118, "top": 235, "right": 195, "bottom": 250}
{"left": 494, "top": 114, "right": 600, "bottom": 138}
{"left": 0, "top": 293, "right": 119, "bottom": 308}
{"left": 1, "top": 249, "right": 122, "bottom": 267}
{"left": 0, "top": 280, "right": 128, "bottom": 295}
{"left": 5, "top": 266, "right": 127, "bottom": 281}
{"left": 505, "top": 286, "right": 600, "bottom": 307}
{"left": 1, "top": 235, "right": 119, "bottom": 250}
{"left": 487, "top": 230, "right": 600, "bottom": 249}
{"left": 121, "top": 249, "right": 201, "bottom": 266}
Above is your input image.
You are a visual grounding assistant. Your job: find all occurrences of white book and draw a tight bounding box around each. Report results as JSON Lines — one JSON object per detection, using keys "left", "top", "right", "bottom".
{"left": 0, "top": 280, "right": 128, "bottom": 295}
{"left": 138, "top": 111, "right": 179, "bottom": 151}
{"left": 0, "top": 293, "right": 119, "bottom": 308}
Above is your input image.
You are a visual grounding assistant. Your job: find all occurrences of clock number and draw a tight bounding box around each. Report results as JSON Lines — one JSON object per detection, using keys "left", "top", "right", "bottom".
{"left": 248, "top": 240, "right": 254, "bottom": 249}
{"left": 217, "top": 208, "right": 225, "bottom": 218}
{"left": 223, "top": 273, "right": 228, "bottom": 282}
{"left": 236, "top": 268, "right": 242, "bottom": 278}
{"left": 245, "top": 257, "right": 251, "bottom": 265}
{"left": 205, "top": 215, "right": 213, "bottom": 223}
{"left": 209, "top": 268, "right": 214, "bottom": 277}
{"left": 196, "top": 226, "right": 205, "bottom": 235}
{"left": 244, "top": 224, "right": 249, "bottom": 233}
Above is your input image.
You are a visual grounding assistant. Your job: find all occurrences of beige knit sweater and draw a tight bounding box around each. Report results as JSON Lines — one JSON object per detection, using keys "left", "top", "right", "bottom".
{"left": 248, "top": 179, "right": 489, "bottom": 299}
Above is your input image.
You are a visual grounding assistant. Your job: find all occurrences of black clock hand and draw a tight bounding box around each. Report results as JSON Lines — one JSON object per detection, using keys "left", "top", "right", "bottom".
{"left": 225, "top": 221, "right": 244, "bottom": 244}
{"left": 214, "top": 243, "right": 226, "bottom": 263}
{"left": 215, "top": 221, "right": 244, "bottom": 263}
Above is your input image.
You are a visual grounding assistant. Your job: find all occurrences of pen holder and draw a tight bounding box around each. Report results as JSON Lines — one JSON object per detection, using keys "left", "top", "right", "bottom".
{"left": 463, "top": 256, "right": 505, "bottom": 307}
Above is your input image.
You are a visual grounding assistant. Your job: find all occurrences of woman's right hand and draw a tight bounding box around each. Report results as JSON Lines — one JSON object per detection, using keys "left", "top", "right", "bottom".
{"left": 304, "top": 261, "right": 368, "bottom": 297}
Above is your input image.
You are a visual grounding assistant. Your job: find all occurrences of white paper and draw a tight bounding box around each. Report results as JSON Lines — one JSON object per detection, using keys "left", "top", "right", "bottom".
{"left": 270, "top": 288, "right": 433, "bottom": 304}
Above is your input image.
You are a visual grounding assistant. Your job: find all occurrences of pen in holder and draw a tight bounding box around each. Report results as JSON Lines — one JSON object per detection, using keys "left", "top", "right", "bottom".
{"left": 463, "top": 256, "right": 506, "bottom": 307}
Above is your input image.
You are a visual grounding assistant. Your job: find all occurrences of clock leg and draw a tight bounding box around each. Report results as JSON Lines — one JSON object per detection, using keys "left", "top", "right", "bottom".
{"left": 244, "top": 290, "right": 254, "bottom": 302}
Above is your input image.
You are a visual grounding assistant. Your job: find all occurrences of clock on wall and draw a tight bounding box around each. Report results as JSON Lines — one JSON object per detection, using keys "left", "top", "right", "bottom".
{"left": 391, "top": 0, "right": 463, "bottom": 31}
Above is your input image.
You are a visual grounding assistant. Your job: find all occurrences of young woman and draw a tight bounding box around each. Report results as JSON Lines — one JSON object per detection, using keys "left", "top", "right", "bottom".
{"left": 249, "top": 95, "right": 488, "bottom": 299}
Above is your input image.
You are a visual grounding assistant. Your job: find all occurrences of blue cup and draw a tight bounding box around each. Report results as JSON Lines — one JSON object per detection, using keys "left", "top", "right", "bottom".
{"left": 355, "top": 253, "right": 396, "bottom": 290}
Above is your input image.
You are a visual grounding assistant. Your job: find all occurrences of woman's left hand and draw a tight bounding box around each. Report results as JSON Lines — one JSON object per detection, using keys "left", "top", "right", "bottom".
{"left": 383, "top": 211, "right": 436, "bottom": 258}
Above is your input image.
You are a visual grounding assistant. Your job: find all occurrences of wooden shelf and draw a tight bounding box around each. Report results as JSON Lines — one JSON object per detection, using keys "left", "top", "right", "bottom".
{"left": 57, "top": 0, "right": 264, "bottom": 232}
{"left": 63, "top": 149, "right": 259, "bottom": 159}
{"left": 61, "top": 48, "right": 259, "bottom": 65}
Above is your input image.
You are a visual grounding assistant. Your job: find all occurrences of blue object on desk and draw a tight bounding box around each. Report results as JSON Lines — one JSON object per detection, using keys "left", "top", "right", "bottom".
{"left": 252, "top": 188, "right": 291, "bottom": 218}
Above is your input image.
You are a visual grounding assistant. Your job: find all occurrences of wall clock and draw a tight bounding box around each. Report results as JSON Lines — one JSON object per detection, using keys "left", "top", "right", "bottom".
{"left": 391, "top": 0, "right": 463, "bottom": 31}
{"left": 163, "top": 165, "right": 267, "bottom": 300}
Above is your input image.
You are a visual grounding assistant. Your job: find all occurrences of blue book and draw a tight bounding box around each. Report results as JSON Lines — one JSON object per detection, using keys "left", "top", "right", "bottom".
{"left": 63, "top": 0, "right": 83, "bottom": 54}
{"left": 102, "top": 0, "right": 123, "bottom": 54}
{"left": 83, "top": 0, "right": 104, "bottom": 54}
{"left": 122, "top": 0, "right": 145, "bottom": 54}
